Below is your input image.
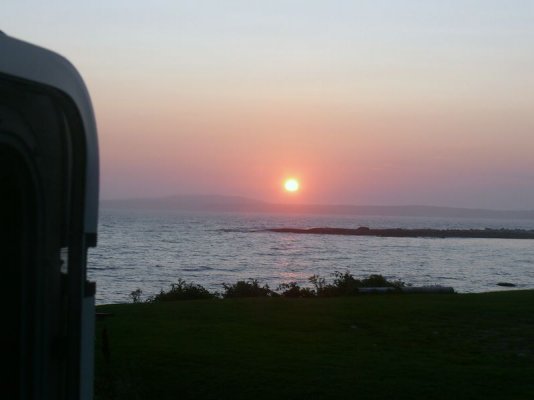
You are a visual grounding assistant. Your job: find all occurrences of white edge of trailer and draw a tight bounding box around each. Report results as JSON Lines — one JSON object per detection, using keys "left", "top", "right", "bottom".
{"left": 0, "top": 32, "right": 99, "bottom": 237}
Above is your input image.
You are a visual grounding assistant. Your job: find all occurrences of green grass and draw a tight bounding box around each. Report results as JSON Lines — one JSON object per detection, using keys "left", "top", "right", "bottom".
{"left": 95, "top": 291, "right": 534, "bottom": 400}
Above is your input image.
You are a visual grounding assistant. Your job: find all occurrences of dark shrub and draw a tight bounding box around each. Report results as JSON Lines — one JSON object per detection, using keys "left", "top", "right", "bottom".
{"left": 308, "top": 274, "right": 326, "bottom": 293}
{"left": 310, "top": 272, "right": 360, "bottom": 297}
{"left": 310, "top": 272, "right": 404, "bottom": 297}
{"left": 222, "top": 279, "right": 275, "bottom": 298}
{"left": 130, "top": 288, "right": 143, "bottom": 303}
{"left": 135, "top": 273, "right": 407, "bottom": 302}
{"left": 361, "top": 274, "right": 405, "bottom": 289}
{"left": 309, "top": 274, "right": 336, "bottom": 297}
{"left": 151, "top": 279, "right": 214, "bottom": 302}
{"left": 278, "top": 282, "right": 316, "bottom": 298}
{"left": 331, "top": 271, "right": 362, "bottom": 296}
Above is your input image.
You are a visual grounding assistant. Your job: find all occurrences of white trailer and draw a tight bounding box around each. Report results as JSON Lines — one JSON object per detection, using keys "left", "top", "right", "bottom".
{"left": 0, "top": 32, "right": 99, "bottom": 400}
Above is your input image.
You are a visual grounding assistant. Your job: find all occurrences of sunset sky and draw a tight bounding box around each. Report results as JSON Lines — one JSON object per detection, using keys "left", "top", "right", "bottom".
{"left": 3, "top": 1, "right": 534, "bottom": 209}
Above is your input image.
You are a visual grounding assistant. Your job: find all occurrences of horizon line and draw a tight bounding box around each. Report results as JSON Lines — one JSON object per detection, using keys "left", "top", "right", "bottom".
{"left": 99, "top": 194, "right": 534, "bottom": 213}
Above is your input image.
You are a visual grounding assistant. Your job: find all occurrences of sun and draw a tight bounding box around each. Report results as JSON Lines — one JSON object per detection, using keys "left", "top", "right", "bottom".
{"left": 284, "top": 178, "right": 300, "bottom": 192}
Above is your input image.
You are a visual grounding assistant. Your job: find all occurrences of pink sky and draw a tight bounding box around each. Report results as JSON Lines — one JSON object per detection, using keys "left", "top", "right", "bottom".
{"left": 4, "top": 1, "right": 534, "bottom": 209}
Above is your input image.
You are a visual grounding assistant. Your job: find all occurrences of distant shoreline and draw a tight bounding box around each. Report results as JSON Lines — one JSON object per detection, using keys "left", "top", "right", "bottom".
{"left": 266, "top": 227, "right": 534, "bottom": 239}
{"left": 100, "top": 195, "right": 534, "bottom": 220}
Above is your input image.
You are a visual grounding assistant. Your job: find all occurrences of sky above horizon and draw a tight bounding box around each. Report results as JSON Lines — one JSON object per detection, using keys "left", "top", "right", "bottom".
{"left": 3, "top": 1, "right": 534, "bottom": 209}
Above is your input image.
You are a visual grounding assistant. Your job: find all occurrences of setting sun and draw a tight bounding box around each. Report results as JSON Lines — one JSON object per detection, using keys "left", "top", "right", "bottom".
{"left": 284, "top": 178, "right": 300, "bottom": 192}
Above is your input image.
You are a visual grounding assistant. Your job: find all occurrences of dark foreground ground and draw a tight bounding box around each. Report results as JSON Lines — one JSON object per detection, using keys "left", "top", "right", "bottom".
{"left": 95, "top": 291, "right": 534, "bottom": 400}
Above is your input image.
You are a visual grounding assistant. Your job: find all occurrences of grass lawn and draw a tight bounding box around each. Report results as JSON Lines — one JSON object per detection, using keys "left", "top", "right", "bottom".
{"left": 95, "top": 290, "right": 534, "bottom": 400}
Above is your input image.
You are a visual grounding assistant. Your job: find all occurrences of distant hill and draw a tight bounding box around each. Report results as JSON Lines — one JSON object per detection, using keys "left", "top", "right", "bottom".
{"left": 100, "top": 195, "right": 534, "bottom": 220}
{"left": 101, "top": 195, "right": 266, "bottom": 212}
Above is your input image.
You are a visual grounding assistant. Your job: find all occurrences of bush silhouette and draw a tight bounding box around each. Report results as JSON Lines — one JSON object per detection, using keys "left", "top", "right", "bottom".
{"left": 309, "top": 272, "right": 359, "bottom": 297}
{"left": 222, "top": 279, "right": 275, "bottom": 298}
{"left": 130, "top": 288, "right": 143, "bottom": 303}
{"left": 278, "top": 282, "right": 316, "bottom": 298}
{"left": 151, "top": 279, "right": 214, "bottom": 302}
{"left": 311, "top": 271, "right": 404, "bottom": 297}
{"left": 139, "top": 273, "right": 407, "bottom": 302}
{"left": 361, "top": 274, "right": 405, "bottom": 289}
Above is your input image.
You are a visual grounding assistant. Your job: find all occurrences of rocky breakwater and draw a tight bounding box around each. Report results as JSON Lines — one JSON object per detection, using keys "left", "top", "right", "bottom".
{"left": 266, "top": 226, "right": 534, "bottom": 239}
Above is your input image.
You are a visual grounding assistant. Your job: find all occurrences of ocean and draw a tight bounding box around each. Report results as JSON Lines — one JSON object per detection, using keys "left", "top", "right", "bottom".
{"left": 88, "top": 209, "right": 534, "bottom": 304}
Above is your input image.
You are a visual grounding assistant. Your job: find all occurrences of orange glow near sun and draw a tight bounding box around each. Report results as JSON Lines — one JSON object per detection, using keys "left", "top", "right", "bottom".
{"left": 284, "top": 178, "right": 300, "bottom": 192}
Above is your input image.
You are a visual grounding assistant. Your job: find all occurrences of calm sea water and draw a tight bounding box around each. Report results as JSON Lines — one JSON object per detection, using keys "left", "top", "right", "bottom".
{"left": 88, "top": 209, "right": 534, "bottom": 304}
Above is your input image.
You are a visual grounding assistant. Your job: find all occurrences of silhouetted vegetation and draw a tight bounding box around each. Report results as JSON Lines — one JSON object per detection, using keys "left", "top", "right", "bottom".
{"left": 150, "top": 279, "right": 214, "bottom": 302}
{"left": 310, "top": 271, "right": 405, "bottom": 297}
{"left": 222, "top": 279, "right": 275, "bottom": 298}
{"left": 140, "top": 272, "right": 407, "bottom": 303}
{"left": 129, "top": 288, "right": 143, "bottom": 303}
{"left": 362, "top": 274, "right": 405, "bottom": 289}
{"left": 310, "top": 272, "right": 358, "bottom": 297}
{"left": 277, "top": 282, "right": 316, "bottom": 298}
